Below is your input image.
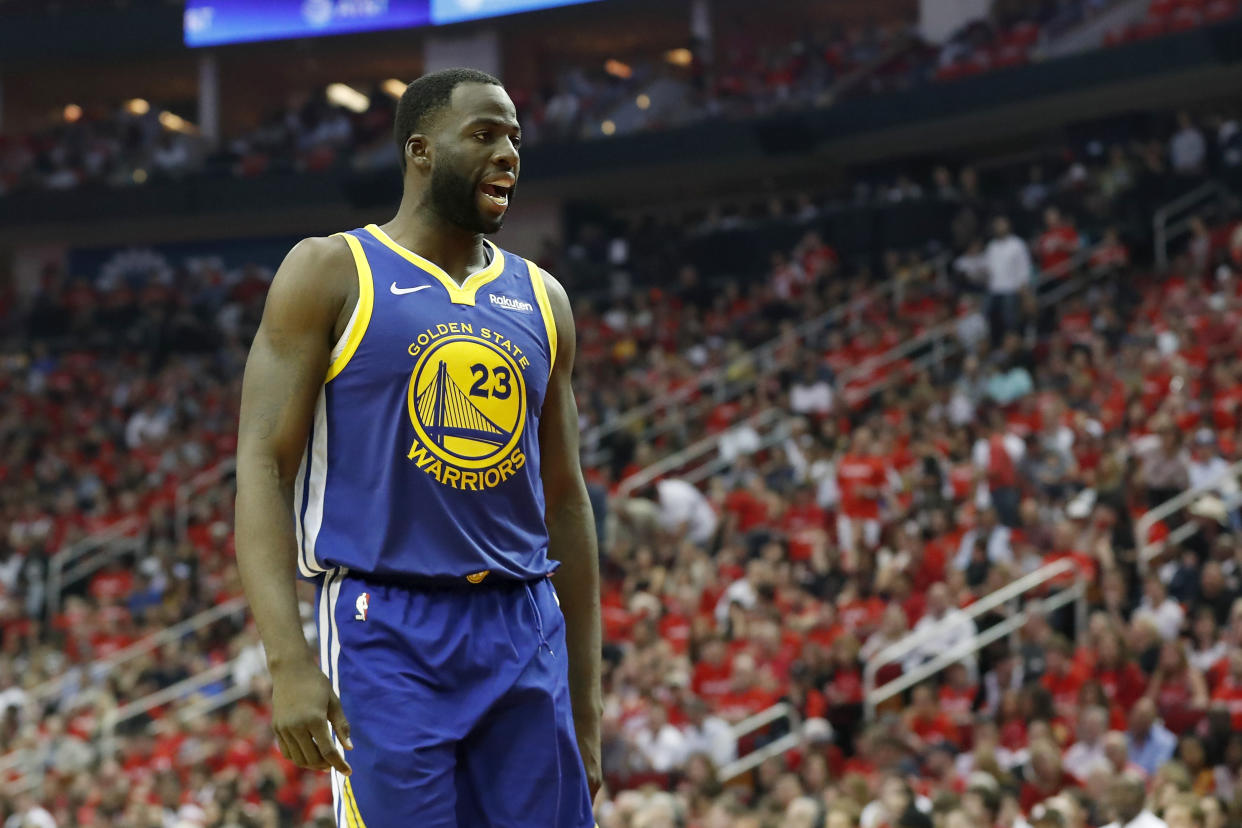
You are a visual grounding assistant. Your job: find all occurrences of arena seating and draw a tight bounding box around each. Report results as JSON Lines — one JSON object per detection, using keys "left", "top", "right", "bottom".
{"left": 2, "top": 99, "right": 1242, "bottom": 826}
{"left": 2, "top": 0, "right": 1238, "bottom": 202}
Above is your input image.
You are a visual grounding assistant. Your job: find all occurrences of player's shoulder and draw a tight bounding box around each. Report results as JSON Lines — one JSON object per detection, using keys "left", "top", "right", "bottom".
{"left": 273, "top": 234, "right": 357, "bottom": 297}
{"left": 527, "top": 263, "right": 570, "bottom": 314}
{"left": 264, "top": 234, "right": 357, "bottom": 326}
{"left": 283, "top": 233, "right": 355, "bottom": 275}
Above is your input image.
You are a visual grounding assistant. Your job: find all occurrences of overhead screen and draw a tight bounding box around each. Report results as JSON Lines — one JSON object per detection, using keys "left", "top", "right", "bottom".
{"left": 184, "top": 0, "right": 600, "bottom": 46}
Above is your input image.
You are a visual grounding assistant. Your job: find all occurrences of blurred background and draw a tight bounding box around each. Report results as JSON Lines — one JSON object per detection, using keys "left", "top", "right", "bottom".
{"left": 2, "top": 0, "right": 1242, "bottom": 825}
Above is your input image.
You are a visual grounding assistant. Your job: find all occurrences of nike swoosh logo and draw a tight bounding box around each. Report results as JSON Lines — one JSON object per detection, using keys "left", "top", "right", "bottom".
{"left": 390, "top": 282, "right": 432, "bottom": 296}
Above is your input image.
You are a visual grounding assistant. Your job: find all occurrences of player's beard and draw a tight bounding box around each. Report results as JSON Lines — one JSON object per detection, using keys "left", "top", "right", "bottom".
{"left": 428, "top": 155, "right": 503, "bottom": 235}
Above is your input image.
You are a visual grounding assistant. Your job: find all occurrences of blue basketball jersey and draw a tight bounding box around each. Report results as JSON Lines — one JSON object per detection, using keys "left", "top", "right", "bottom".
{"left": 292, "top": 223, "right": 559, "bottom": 583}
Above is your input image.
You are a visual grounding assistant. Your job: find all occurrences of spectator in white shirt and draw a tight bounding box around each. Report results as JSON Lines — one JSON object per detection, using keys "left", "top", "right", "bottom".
{"left": 953, "top": 507, "right": 1013, "bottom": 571}
{"left": 789, "top": 362, "right": 833, "bottom": 415}
{"left": 904, "top": 582, "right": 977, "bottom": 678}
{"left": 3, "top": 796, "right": 57, "bottom": 828}
{"left": 125, "top": 400, "right": 172, "bottom": 448}
{"left": 1188, "top": 430, "right": 1237, "bottom": 498}
{"left": 982, "top": 216, "right": 1033, "bottom": 347}
{"left": 680, "top": 697, "right": 736, "bottom": 767}
{"left": 633, "top": 703, "right": 688, "bottom": 772}
{"left": 955, "top": 295, "right": 988, "bottom": 352}
{"left": 1135, "top": 576, "right": 1185, "bottom": 641}
{"left": 1062, "top": 706, "right": 1111, "bottom": 781}
{"left": 953, "top": 238, "right": 989, "bottom": 284}
{"left": 655, "top": 478, "right": 718, "bottom": 546}
{"left": 1170, "top": 111, "right": 1206, "bottom": 176}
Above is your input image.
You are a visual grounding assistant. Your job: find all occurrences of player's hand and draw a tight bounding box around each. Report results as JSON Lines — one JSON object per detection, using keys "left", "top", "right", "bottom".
{"left": 271, "top": 657, "right": 353, "bottom": 776}
{"left": 575, "top": 717, "right": 603, "bottom": 799}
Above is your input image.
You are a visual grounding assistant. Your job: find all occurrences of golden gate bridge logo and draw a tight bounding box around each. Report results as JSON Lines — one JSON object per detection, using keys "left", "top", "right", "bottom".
{"left": 406, "top": 334, "right": 527, "bottom": 490}
{"left": 413, "top": 360, "right": 510, "bottom": 452}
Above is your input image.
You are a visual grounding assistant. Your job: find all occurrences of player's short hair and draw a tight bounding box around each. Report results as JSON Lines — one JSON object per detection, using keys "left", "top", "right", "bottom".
{"left": 393, "top": 67, "right": 504, "bottom": 173}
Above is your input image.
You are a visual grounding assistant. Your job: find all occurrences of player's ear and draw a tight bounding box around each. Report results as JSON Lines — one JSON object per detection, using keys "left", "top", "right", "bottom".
{"left": 407, "top": 134, "right": 431, "bottom": 171}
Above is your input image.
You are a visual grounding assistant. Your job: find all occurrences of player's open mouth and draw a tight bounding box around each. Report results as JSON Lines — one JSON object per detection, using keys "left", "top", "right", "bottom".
{"left": 480, "top": 181, "right": 512, "bottom": 209}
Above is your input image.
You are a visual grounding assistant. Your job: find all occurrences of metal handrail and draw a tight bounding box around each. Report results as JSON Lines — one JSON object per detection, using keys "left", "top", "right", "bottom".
{"left": 580, "top": 275, "right": 906, "bottom": 465}
{"left": 1137, "top": 459, "right": 1242, "bottom": 573}
{"left": 865, "top": 579, "right": 1087, "bottom": 720}
{"left": 835, "top": 242, "right": 1087, "bottom": 390}
{"left": 46, "top": 516, "right": 145, "bottom": 616}
{"left": 99, "top": 661, "right": 235, "bottom": 747}
{"left": 840, "top": 237, "right": 1112, "bottom": 411}
{"left": 718, "top": 702, "right": 800, "bottom": 783}
{"left": 26, "top": 596, "right": 248, "bottom": 709}
{"left": 176, "top": 682, "right": 255, "bottom": 725}
{"left": 612, "top": 407, "right": 785, "bottom": 499}
{"left": 1153, "top": 180, "right": 1233, "bottom": 270}
{"left": 863, "top": 558, "right": 1075, "bottom": 695}
{"left": 682, "top": 420, "right": 795, "bottom": 487}
{"left": 175, "top": 457, "right": 236, "bottom": 542}
{"left": 2, "top": 646, "right": 259, "bottom": 794}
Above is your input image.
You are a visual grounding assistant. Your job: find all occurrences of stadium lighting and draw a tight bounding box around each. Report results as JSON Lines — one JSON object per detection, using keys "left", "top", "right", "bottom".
{"left": 382, "top": 79, "right": 407, "bottom": 100}
{"left": 636, "top": 94, "right": 651, "bottom": 110}
{"left": 327, "top": 83, "right": 371, "bottom": 113}
{"left": 63, "top": 104, "right": 83, "bottom": 123}
{"left": 665, "top": 48, "right": 693, "bottom": 67}
{"left": 158, "top": 111, "right": 200, "bottom": 135}
{"left": 125, "top": 98, "right": 151, "bottom": 116}
{"left": 604, "top": 59, "right": 632, "bottom": 79}
{"left": 601, "top": 120, "right": 616, "bottom": 136}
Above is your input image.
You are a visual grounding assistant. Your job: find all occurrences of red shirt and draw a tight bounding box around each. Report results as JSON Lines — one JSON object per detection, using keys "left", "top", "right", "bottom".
{"left": 1000, "top": 717, "right": 1027, "bottom": 751}
{"left": 658, "top": 612, "right": 692, "bottom": 655}
{"left": 948, "top": 463, "right": 975, "bottom": 500}
{"left": 915, "top": 533, "right": 957, "bottom": 592}
{"left": 825, "top": 668, "right": 864, "bottom": 705}
{"left": 838, "top": 596, "right": 885, "bottom": 634}
{"left": 1042, "top": 550, "right": 1097, "bottom": 587}
{"left": 1041, "top": 663, "right": 1088, "bottom": 713}
{"left": 89, "top": 570, "right": 134, "bottom": 603}
{"left": 837, "top": 454, "right": 886, "bottom": 519}
{"left": 716, "top": 687, "right": 778, "bottom": 720}
{"left": 1212, "top": 674, "right": 1242, "bottom": 730}
{"left": 939, "top": 685, "right": 976, "bottom": 721}
{"left": 1213, "top": 386, "right": 1242, "bottom": 431}
{"left": 1089, "top": 240, "right": 1129, "bottom": 270}
{"left": 724, "top": 489, "right": 769, "bottom": 533}
{"left": 692, "top": 661, "right": 732, "bottom": 701}
{"left": 908, "top": 710, "right": 957, "bottom": 745}
{"left": 1036, "top": 226, "right": 1079, "bottom": 274}
{"left": 782, "top": 502, "right": 828, "bottom": 561}
{"left": 801, "top": 242, "right": 838, "bottom": 277}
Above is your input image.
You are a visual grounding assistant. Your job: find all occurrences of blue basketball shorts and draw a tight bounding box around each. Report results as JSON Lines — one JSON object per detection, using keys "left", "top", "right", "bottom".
{"left": 313, "top": 570, "right": 594, "bottom": 828}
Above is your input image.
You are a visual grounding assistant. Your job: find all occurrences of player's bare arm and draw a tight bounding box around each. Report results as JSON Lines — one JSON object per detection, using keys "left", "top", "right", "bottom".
{"left": 235, "top": 235, "right": 357, "bottom": 776}
{"left": 538, "top": 267, "right": 604, "bottom": 798}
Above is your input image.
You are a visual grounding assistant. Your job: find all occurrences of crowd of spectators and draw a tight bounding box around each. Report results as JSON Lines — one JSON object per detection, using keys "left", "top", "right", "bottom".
{"left": 573, "top": 106, "right": 1242, "bottom": 493}
{"left": 3, "top": 0, "right": 1240, "bottom": 199}
{"left": 2, "top": 106, "right": 1242, "bottom": 828}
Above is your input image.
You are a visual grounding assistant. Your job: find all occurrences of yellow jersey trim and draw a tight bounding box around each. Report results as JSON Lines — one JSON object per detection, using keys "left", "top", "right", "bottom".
{"left": 364, "top": 223, "right": 505, "bottom": 306}
{"left": 342, "top": 775, "right": 367, "bottom": 827}
{"left": 326, "top": 233, "right": 375, "bottom": 383}
{"left": 525, "top": 258, "right": 558, "bottom": 377}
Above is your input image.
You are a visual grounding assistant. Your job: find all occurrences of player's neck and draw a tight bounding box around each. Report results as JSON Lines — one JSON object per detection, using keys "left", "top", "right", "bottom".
{"left": 383, "top": 199, "right": 489, "bottom": 287}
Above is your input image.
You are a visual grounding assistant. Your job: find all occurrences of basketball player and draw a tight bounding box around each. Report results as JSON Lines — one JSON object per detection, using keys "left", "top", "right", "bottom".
{"left": 235, "top": 69, "right": 601, "bottom": 827}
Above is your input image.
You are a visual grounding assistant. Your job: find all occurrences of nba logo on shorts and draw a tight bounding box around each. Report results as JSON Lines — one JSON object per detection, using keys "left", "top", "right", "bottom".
{"left": 355, "top": 592, "right": 370, "bottom": 621}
